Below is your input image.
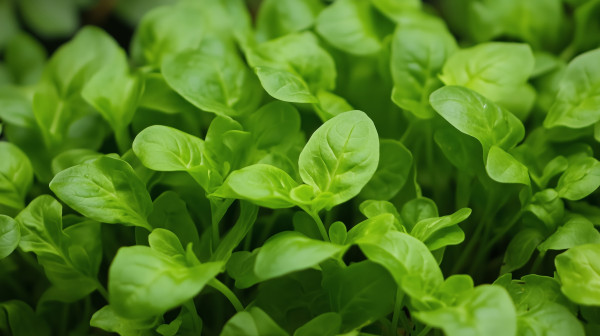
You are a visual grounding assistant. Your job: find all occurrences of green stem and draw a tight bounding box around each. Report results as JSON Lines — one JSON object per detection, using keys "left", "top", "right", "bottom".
{"left": 209, "top": 279, "right": 244, "bottom": 312}
{"left": 115, "top": 126, "right": 132, "bottom": 154}
{"left": 183, "top": 300, "right": 203, "bottom": 332}
{"left": 307, "top": 209, "right": 330, "bottom": 242}
{"left": 416, "top": 326, "right": 432, "bottom": 336}
{"left": 530, "top": 252, "right": 544, "bottom": 275}
{"left": 485, "top": 210, "right": 523, "bottom": 248}
{"left": 95, "top": 281, "right": 109, "bottom": 301}
{"left": 210, "top": 199, "right": 234, "bottom": 250}
{"left": 391, "top": 289, "right": 404, "bottom": 336}
{"left": 451, "top": 219, "right": 486, "bottom": 274}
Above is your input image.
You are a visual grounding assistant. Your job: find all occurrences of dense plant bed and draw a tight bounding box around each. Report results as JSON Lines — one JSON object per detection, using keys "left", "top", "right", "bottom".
{"left": 1, "top": 0, "right": 600, "bottom": 335}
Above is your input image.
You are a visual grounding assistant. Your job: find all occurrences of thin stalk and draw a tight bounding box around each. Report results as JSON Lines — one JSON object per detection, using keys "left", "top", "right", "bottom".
{"left": 95, "top": 280, "right": 109, "bottom": 301}
{"left": 209, "top": 279, "right": 244, "bottom": 312}
{"left": 451, "top": 218, "right": 486, "bottom": 274}
{"left": 309, "top": 210, "right": 330, "bottom": 242}
{"left": 183, "top": 300, "right": 203, "bottom": 332}
{"left": 530, "top": 252, "right": 544, "bottom": 274}
{"left": 115, "top": 126, "right": 132, "bottom": 154}
{"left": 391, "top": 289, "right": 404, "bottom": 336}
{"left": 399, "top": 309, "right": 412, "bottom": 335}
{"left": 416, "top": 326, "right": 432, "bottom": 336}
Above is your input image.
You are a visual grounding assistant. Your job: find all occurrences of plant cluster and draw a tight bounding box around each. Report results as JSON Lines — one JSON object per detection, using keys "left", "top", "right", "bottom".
{"left": 1, "top": 0, "right": 600, "bottom": 335}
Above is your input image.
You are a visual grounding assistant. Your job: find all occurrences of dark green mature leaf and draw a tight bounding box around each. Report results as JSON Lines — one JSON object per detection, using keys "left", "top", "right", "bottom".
{"left": 293, "top": 312, "right": 340, "bottom": 336}
{"left": 0, "top": 142, "right": 33, "bottom": 212}
{"left": 50, "top": 156, "right": 153, "bottom": 230}
{"left": 0, "top": 215, "right": 19, "bottom": 259}
{"left": 502, "top": 229, "right": 545, "bottom": 273}
{"left": 299, "top": 110, "right": 379, "bottom": 209}
{"left": 360, "top": 140, "right": 412, "bottom": 201}
{"left": 16, "top": 196, "right": 102, "bottom": 301}
{"left": 0, "top": 300, "right": 50, "bottom": 336}
{"left": 322, "top": 261, "right": 396, "bottom": 330}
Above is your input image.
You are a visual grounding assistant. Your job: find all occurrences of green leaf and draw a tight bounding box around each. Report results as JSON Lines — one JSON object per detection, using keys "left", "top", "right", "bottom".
{"left": 299, "top": 110, "right": 379, "bottom": 209}
{"left": 328, "top": 221, "right": 347, "bottom": 245}
{"left": 316, "top": 0, "right": 385, "bottom": 55}
{"left": 255, "top": 231, "right": 347, "bottom": 280}
{"left": 556, "top": 157, "right": 600, "bottom": 200}
{"left": 495, "top": 274, "right": 584, "bottom": 336}
{"left": 400, "top": 197, "right": 439, "bottom": 231}
{"left": 555, "top": 244, "right": 600, "bottom": 305}
{"left": 220, "top": 307, "right": 288, "bottom": 336}
{"left": 0, "top": 300, "right": 50, "bottom": 336}
{"left": 90, "top": 305, "right": 160, "bottom": 336}
{"left": 358, "top": 231, "right": 444, "bottom": 308}
{"left": 430, "top": 86, "right": 525, "bottom": 154}
{"left": 415, "top": 285, "right": 517, "bottom": 336}
{"left": 440, "top": 42, "right": 535, "bottom": 117}
{"left": 391, "top": 15, "right": 457, "bottom": 118}
{"left": 486, "top": 146, "right": 530, "bottom": 185}
{"left": 360, "top": 140, "right": 413, "bottom": 201}
{"left": 248, "top": 32, "right": 336, "bottom": 103}
{"left": 109, "top": 229, "right": 224, "bottom": 319}
{"left": 81, "top": 45, "right": 143, "bottom": 141}
{"left": 4, "top": 32, "right": 46, "bottom": 85}
{"left": 256, "top": 0, "right": 323, "bottom": 42}
{"left": 50, "top": 156, "right": 153, "bottom": 230}
{"left": 501, "top": 229, "right": 545, "bottom": 273}
{"left": 212, "top": 201, "right": 259, "bottom": 262}
{"left": 410, "top": 208, "right": 470, "bottom": 251}
{"left": 147, "top": 191, "right": 203, "bottom": 258}
{"left": 293, "top": 312, "right": 341, "bottom": 336}
{"left": 518, "top": 303, "right": 585, "bottom": 336}
{"left": 213, "top": 164, "right": 299, "bottom": 209}
{"left": 132, "top": 125, "right": 213, "bottom": 189}
{"left": 544, "top": 48, "right": 600, "bottom": 129}
{"left": 538, "top": 217, "right": 600, "bottom": 253}
{"left": 244, "top": 101, "right": 301, "bottom": 152}
{"left": 50, "top": 149, "right": 103, "bottom": 175}
{"left": 0, "top": 142, "right": 33, "bottom": 212}
{"left": 0, "top": 215, "right": 19, "bottom": 259}
{"left": 322, "top": 261, "right": 396, "bottom": 330}
{"left": 18, "top": 0, "right": 78, "bottom": 38}
{"left": 162, "top": 40, "right": 262, "bottom": 117}
{"left": 16, "top": 196, "right": 101, "bottom": 301}
{"left": 33, "top": 27, "right": 121, "bottom": 146}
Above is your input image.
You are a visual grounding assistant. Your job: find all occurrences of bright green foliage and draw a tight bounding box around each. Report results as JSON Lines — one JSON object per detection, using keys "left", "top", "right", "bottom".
{"left": 0, "top": 0, "right": 599, "bottom": 335}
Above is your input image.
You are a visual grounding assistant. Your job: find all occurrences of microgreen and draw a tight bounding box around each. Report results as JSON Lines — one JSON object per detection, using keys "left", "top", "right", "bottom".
{"left": 1, "top": 0, "right": 600, "bottom": 335}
